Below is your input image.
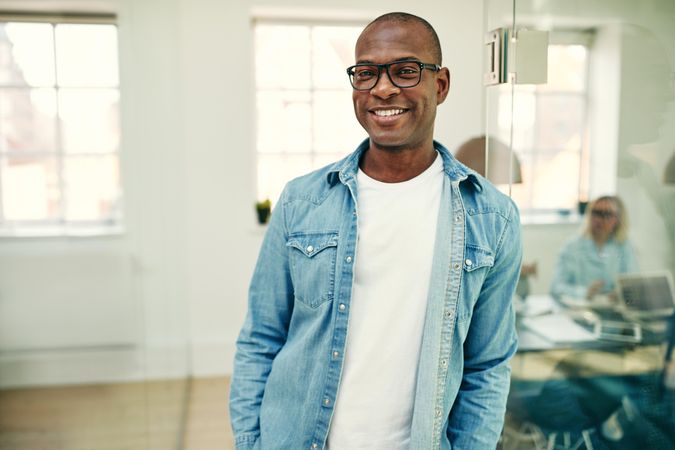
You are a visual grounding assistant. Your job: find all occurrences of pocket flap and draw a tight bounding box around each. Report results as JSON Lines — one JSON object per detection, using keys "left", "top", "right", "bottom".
{"left": 463, "top": 244, "right": 495, "bottom": 271}
{"left": 286, "top": 232, "right": 338, "bottom": 258}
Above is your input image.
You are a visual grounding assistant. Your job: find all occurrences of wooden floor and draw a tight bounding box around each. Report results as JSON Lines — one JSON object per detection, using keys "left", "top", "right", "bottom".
{"left": 0, "top": 377, "right": 235, "bottom": 450}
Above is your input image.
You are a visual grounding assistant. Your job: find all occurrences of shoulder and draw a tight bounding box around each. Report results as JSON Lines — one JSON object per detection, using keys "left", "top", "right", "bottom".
{"left": 281, "top": 159, "right": 346, "bottom": 206}
{"left": 460, "top": 178, "right": 520, "bottom": 225}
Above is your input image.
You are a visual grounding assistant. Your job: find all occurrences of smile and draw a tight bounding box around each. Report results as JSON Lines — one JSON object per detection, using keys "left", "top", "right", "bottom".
{"left": 372, "top": 108, "right": 406, "bottom": 117}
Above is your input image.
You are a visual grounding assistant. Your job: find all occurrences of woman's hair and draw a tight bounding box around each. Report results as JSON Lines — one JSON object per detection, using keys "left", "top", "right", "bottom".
{"left": 583, "top": 195, "right": 629, "bottom": 242}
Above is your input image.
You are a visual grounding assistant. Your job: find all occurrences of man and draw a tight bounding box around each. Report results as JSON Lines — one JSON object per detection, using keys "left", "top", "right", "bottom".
{"left": 230, "top": 12, "right": 522, "bottom": 450}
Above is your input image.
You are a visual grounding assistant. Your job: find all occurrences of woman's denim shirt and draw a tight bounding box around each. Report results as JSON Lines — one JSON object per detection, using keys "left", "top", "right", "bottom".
{"left": 230, "top": 140, "right": 522, "bottom": 450}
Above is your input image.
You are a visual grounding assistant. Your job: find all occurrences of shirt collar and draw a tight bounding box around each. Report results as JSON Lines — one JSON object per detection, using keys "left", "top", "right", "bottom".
{"left": 326, "top": 139, "right": 484, "bottom": 191}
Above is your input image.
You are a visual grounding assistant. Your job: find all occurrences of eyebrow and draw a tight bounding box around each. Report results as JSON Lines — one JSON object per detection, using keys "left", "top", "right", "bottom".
{"left": 355, "top": 56, "right": 422, "bottom": 64}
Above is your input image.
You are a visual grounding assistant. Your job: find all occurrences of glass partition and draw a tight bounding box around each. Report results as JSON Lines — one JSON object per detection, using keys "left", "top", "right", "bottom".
{"left": 486, "top": 1, "right": 675, "bottom": 448}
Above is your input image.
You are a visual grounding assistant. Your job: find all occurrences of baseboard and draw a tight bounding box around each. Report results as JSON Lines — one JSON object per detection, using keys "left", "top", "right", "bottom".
{"left": 0, "top": 343, "right": 190, "bottom": 389}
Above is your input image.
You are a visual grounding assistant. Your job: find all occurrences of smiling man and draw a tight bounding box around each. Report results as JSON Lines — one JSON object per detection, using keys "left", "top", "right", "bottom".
{"left": 230, "top": 12, "right": 522, "bottom": 450}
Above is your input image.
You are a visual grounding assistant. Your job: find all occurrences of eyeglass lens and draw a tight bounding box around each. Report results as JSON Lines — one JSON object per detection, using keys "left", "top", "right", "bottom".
{"left": 350, "top": 61, "right": 422, "bottom": 90}
{"left": 591, "top": 209, "right": 616, "bottom": 219}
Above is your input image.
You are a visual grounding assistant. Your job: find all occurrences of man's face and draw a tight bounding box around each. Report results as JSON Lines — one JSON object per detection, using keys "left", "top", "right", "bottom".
{"left": 352, "top": 21, "right": 450, "bottom": 151}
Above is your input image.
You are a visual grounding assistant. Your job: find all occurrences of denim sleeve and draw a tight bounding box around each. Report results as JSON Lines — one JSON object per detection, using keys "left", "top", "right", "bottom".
{"left": 447, "top": 203, "right": 521, "bottom": 449}
{"left": 229, "top": 189, "right": 294, "bottom": 450}
{"left": 550, "top": 240, "right": 587, "bottom": 300}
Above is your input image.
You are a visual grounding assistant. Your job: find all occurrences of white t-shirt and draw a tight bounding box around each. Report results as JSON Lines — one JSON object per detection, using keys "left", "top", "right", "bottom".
{"left": 326, "top": 153, "right": 444, "bottom": 449}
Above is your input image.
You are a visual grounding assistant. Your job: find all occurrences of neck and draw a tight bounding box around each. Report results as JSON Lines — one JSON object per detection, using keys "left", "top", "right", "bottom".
{"left": 360, "top": 141, "right": 437, "bottom": 183}
{"left": 592, "top": 234, "right": 610, "bottom": 247}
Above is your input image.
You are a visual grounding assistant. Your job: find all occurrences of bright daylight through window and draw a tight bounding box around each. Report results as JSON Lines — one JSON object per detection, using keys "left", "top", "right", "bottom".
{"left": 254, "top": 20, "right": 366, "bottom": 206}
{"left": 497, "top": 41, "right": 591, "bottom": 220}
{"left": 0, "top": 18, "right": 121, "bottom": 236}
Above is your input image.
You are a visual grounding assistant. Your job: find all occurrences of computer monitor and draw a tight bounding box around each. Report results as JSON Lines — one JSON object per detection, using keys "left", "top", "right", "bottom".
{"left": 616, "top": 271, "right": 675, "bottom": 319}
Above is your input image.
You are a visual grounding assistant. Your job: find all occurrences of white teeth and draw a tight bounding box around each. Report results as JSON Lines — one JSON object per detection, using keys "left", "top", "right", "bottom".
{"left": 374, "top": 109, "right": 405, "bottom": 117}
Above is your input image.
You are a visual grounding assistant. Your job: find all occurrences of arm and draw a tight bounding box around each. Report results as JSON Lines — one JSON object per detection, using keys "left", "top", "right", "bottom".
{"left": 229, "top": 191, "right": 294, "bottom": 450}
{"left": 447, "top": 204, "right": 522, "bottom": 448}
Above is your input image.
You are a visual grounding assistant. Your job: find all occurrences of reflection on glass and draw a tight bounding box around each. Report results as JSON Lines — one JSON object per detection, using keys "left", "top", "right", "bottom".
{"left": 59, "top": 89, "right": 120, "bottom": 153}
{"left": 55, "top": 24, "right": 118, "bottom": 87}
{"left": 540, "top": 45, "right": 588, "bottom": 92}
{"left": 63, "top": 155, "right": 120, "bottom": 221}
{"left": 0, "top": 23, "right": 55, "bottom": 87}
{"left": 255, "top": 24, "right": 311, "bottom": 90}
{"left": 0, "top": 88, "right": 57, "bottom": 151}
{"left": 536, "top": 95, "right": 584, "bottom": 150}
{"left": 1, "top": 156, "right": 59, "bottom": 220}
{"left": 257, "top": 90, "right": 311, "bottom": 153}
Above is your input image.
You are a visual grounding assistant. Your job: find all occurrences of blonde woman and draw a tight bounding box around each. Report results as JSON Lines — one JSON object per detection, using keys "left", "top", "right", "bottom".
{"left": 551, "top": 196, "right": 638, "bottom": 301}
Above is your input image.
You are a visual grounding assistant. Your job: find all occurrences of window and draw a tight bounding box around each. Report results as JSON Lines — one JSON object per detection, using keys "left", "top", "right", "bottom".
{"left": 254, "top": 19, "right": 366, "bottom": 205}
{"left": 0, "top": 16, "right": 121, "bottom": 236}
{"left": 495, "top": 33, "right": 592, "bottom": 221}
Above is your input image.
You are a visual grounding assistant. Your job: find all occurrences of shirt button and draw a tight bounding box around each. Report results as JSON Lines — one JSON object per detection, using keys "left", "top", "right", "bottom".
{"left": 333, "top": 351, "right": 340, "bottom": 358}
{"left": 454, "top": 215, "right": 461, "bottom": 222}
{"left": 445, "top": 311, "right": 452, "bottom": 318}
{"left": 345, "top": 256, "right": 353, "bottom": 263}
{"left": 453, "top": 263, "right": 461, "bottom": 270}
{"left": 436, "top": 408, "right": 442, "bottom": 417}
{"left": 338, "top": 303, "right": 346, "bottom": 311}
{"left": 306, "top": 245, "right": 314, "bottom": 253}
{"left": 440, "top": 359, "right": 448, "bottom": 367}
{"left": 465, "top": 259, "right": 473, "bottom": 266}
{"left": 311, "top": 444, "right": 318, "bottom": 449}
{"left": 323, "top": 398, "right": 331, "bottom": 406}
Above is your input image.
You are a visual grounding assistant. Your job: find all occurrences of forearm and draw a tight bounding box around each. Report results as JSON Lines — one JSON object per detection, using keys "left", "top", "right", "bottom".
{"left": 229, "top": 193, "right": 293, "bottom": 446}
{"left": 447, "top": 204, "right": 521, "bottom": 447}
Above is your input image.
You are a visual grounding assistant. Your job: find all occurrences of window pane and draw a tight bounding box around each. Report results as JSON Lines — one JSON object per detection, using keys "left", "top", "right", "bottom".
{"left": 0, "top": 22, "right": 55, "bottom": 87}
{"left": 55, "top": 24, "right": 118, "bottom": 87}
{"left": 313, "top": 90, "right": 364, "bottom": 153}
{"left": 257, "top": 90, "right": 311, "bottom": 153}
{"left": 0, "top": 88, "right": 57, "bottom": 152}
{"left": 526, "top": 150, "right": 581, "bottom": 210}
{"left": 255, "top": 25, "right": 310, "bottom": 90}
{"left": 312, "top": 26, "right": 361, "bottom": 89}
{"left": 257, "top": 154, "right": 312, "bottom": 204}
{"left": 1, "top": 156, "right": 59, "bottom": 220}
{"left": 499, "top": 88, "right": 536, "bottom": 149}
{"left": 63, "top": 155, "right": 120, "bottom": 221}
{"left": 541, "top": 45, "right": 587, "bottom": 92}
{"left": 536, "top": 95, "right": 584, "bottom": 150}
{"left": 59, "top": 89, "right": 120, "bottom": 153}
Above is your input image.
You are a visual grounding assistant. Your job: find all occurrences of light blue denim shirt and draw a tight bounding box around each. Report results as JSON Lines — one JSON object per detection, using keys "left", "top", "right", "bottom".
{"left": 230, "top": 140, "right": 522, "bottom": 450}
{"left": 550, "top": 235, "right": 638, "bottom": 300}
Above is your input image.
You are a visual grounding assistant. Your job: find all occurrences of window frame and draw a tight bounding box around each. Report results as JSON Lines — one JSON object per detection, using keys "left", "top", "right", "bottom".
{"left": 0, "top": 12, "right": 122, "bottom": 237}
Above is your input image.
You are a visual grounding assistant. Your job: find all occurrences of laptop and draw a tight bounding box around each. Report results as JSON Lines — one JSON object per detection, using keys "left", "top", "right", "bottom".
{"left": 616, "top": 271, "right": 675, "bottom": 319}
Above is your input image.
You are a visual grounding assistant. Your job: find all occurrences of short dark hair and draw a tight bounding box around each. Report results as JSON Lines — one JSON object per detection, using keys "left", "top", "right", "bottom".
{"left": 364, "top": 12, "right": 442, "bottom": 65}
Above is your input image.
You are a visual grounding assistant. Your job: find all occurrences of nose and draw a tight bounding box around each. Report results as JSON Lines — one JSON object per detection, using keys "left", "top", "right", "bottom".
{"left": 370, "top": 69, "right": 400, "bottom": 99}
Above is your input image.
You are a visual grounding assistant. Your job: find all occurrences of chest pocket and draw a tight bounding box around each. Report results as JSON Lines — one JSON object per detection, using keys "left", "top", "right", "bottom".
{"left": 286, "top": 232, "right": 339, "bottom": 308}
{"left": 457, "top": 244, "right": 496, "bottom": 323}
{"left": 463, "top": 244, "right": 495, "bottom": 272}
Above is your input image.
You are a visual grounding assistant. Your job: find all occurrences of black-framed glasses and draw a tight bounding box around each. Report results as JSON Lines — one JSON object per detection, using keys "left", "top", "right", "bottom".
{"left": 346, "top": 59, "right": 441, "bottom": 91}
{"left": 591, "top": 209, "right": 617, "bottom": 219}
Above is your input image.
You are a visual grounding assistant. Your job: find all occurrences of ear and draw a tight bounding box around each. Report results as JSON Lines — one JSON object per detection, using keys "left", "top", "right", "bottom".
{"left": 436, "top": 67, "right": 451, "bottom": 105}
